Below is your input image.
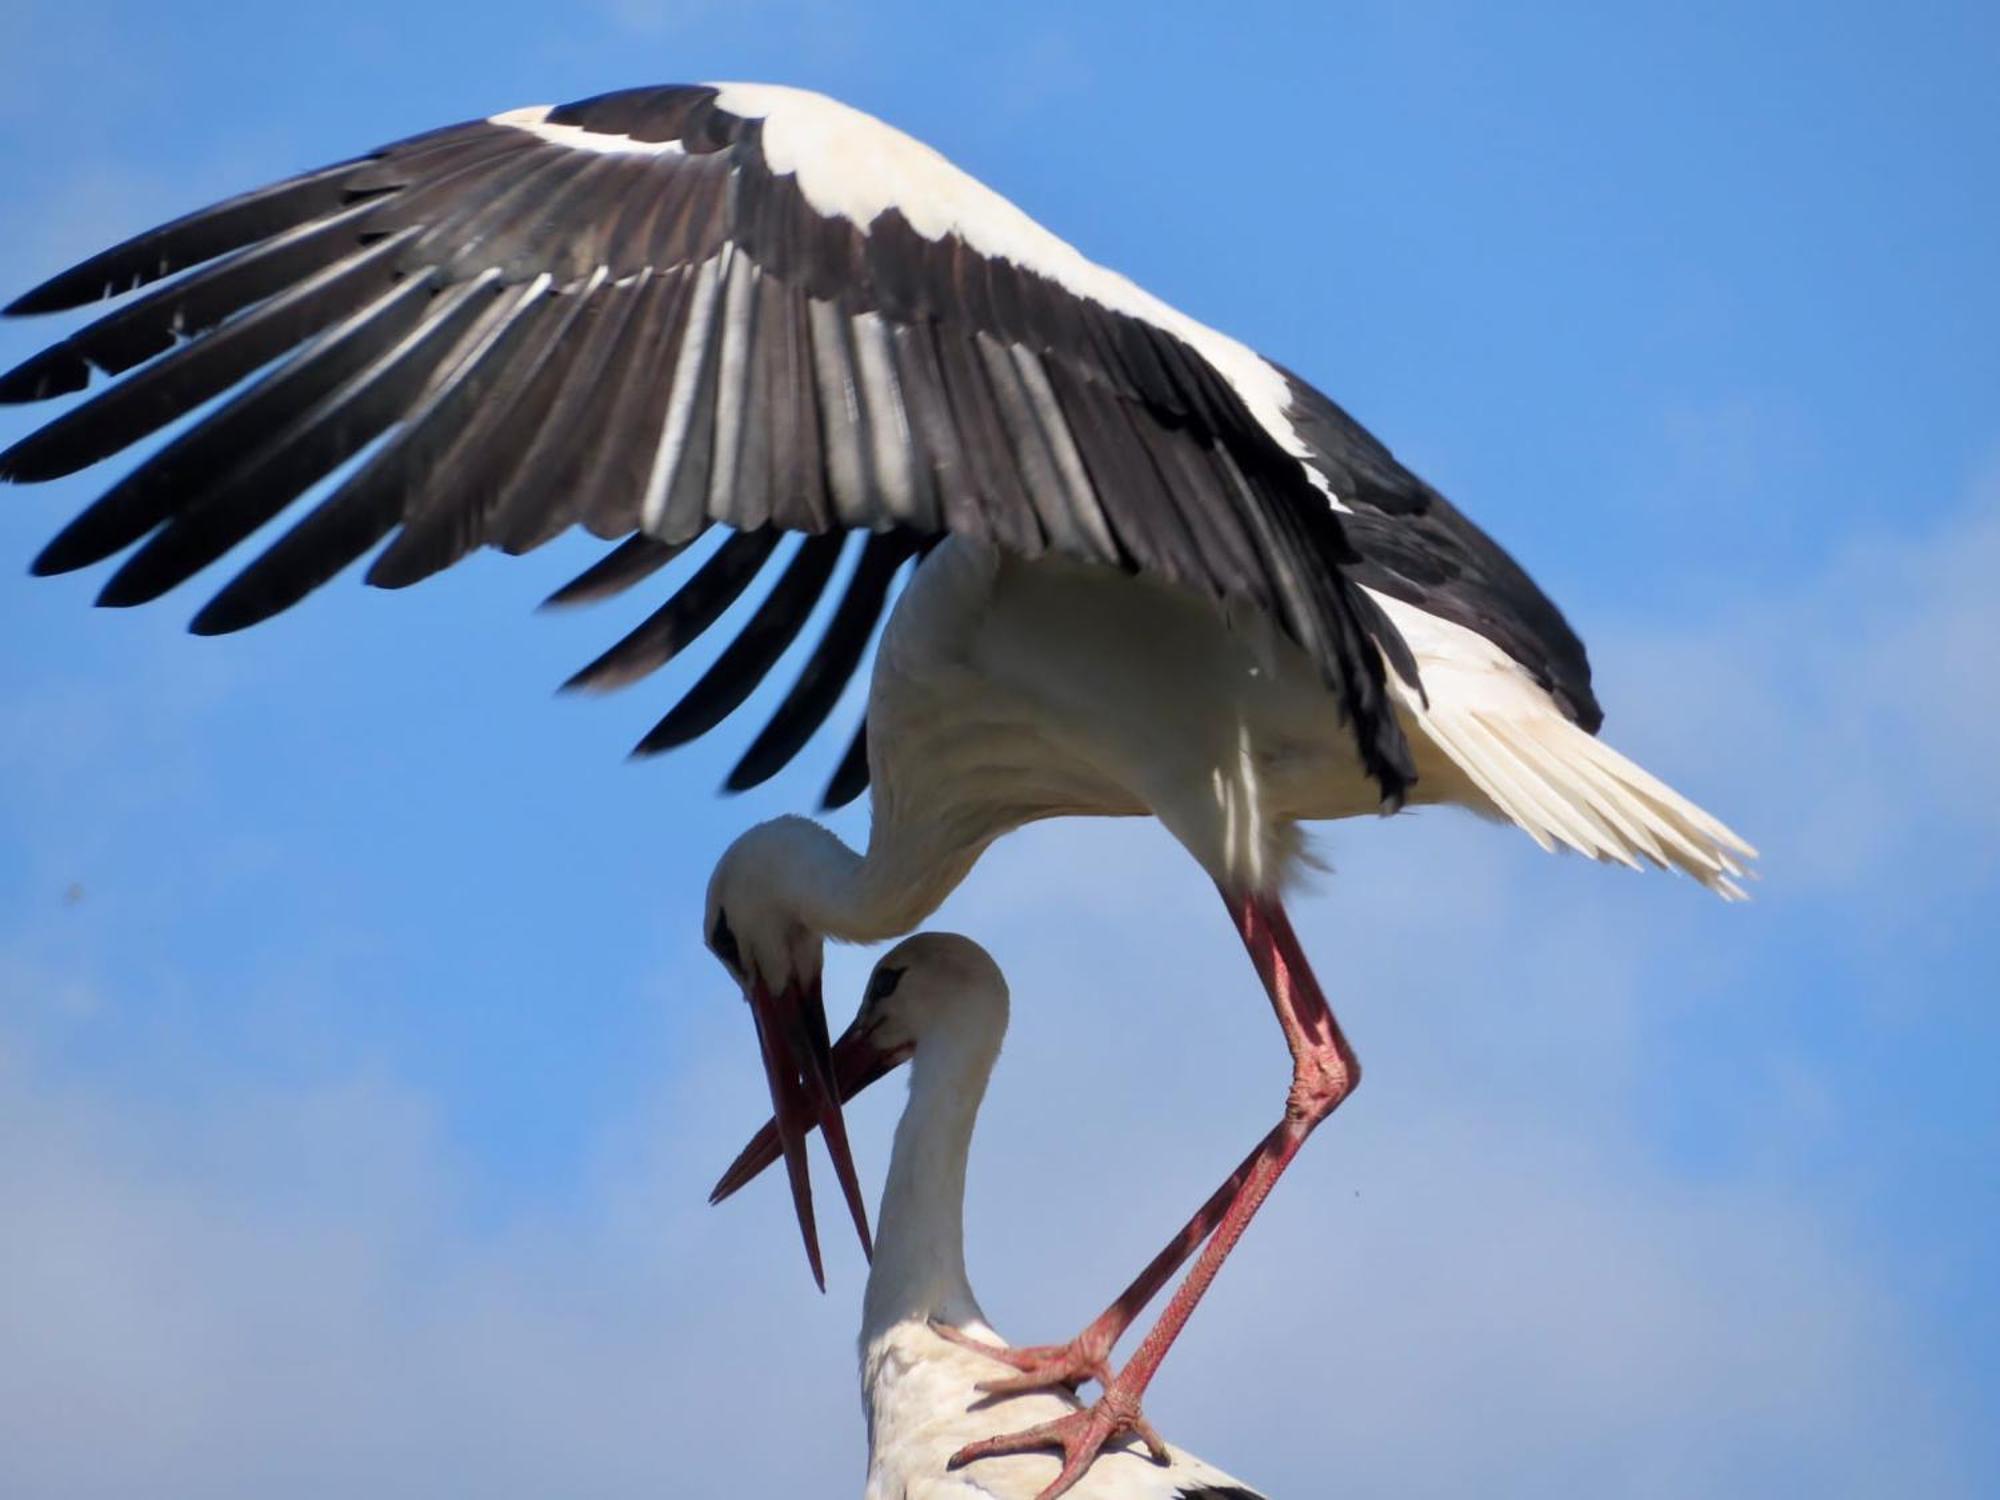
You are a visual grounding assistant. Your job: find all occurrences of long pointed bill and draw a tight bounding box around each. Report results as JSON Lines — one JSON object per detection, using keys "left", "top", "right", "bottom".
{"left": 710, "top": 1004, "right": 913, "bottom": 1265}
{"left": 731, "top": 972, "right": 882, "bottom": 1290}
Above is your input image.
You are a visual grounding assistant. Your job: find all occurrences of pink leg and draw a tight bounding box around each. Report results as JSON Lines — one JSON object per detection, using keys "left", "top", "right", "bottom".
{"left": 931, "top": 1133, "right": 1263, "bottom": 1395}
{"left": 945, "top": 886, "right": 1361, "bottom": 1499}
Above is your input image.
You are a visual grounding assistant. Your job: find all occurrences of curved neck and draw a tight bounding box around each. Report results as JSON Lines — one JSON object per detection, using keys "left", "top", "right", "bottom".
{"left": 756, "top": 816, "right": 983, "bottom": 947}
{"left": 860, "top": 1014, "right": 1001, "bottom": 1344}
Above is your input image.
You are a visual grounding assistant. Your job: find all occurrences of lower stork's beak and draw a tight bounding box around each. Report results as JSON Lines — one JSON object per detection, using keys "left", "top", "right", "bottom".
{"left": 710, "top": 990, "right": 912, "bottom": 1287}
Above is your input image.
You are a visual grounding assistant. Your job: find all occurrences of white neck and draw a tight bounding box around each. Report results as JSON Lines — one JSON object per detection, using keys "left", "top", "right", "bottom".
{"left": 728, "top": 816, "right": 984, "bottom": 956}
{"left": 860, "top": 1007, "right": 1003, "bottom": 1345}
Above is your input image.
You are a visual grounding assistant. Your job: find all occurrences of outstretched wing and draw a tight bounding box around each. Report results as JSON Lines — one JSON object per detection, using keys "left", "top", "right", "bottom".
{"left": 1, "top": 82, "right": 1414, "bottom": 803}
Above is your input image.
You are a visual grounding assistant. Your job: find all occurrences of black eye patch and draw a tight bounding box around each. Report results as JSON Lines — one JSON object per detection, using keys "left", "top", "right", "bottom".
{"left": 867, "top": 964, "right": 905, "bottom": 1002}
{"left": 709, "top": 910, "right": 743, "bottom": 973}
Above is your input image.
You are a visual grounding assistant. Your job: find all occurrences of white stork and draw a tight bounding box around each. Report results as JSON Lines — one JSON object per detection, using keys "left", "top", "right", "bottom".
{"left": 720, "top": 932, "right": 1268, "bottom": 1500}
{"left": 1, "top": 82, "right": 1754, "bottom": 1487}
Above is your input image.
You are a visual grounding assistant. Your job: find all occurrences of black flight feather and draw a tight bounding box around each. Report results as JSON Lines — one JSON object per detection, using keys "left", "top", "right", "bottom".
{"left": 632, "top": 530, "right": 845, "bottom": 754}
{"left": 563, "top": 528, "right": 781, "bottom": 695}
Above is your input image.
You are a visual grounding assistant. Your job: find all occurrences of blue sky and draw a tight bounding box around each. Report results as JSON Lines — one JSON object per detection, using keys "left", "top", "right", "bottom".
{"left": 1, "top": 2, "right": 1995, "bottom": 1495}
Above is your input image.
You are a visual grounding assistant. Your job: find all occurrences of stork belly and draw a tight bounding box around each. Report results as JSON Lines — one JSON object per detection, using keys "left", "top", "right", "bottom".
{"left": 874, "top": 543, "right": 1386, "bottom": 887}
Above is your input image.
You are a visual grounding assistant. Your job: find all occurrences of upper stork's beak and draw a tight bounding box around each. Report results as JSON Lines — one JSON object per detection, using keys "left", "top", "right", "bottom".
{"left": 710, "top": 993, "right": 912, "bottom": 1287}
{"left": 721, "top": 970, "right": 882, "bottom": 1290}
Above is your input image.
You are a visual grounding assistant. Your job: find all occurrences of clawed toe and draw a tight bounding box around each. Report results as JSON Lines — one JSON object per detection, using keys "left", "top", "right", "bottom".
{"left": 928, "top": 1318, "right": 1114, "bottom": 1394}
{"left": 947, "top": 1387, "right": 1168, "bottom": 1500}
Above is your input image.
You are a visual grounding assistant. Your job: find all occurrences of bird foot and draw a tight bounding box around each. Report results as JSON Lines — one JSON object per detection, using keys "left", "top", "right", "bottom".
{"left": 947, "top": 1381, "right": 1169, "bottom": 1500}
{"left": 928, "top": 1317, "right": 1115, "bottom": 1395}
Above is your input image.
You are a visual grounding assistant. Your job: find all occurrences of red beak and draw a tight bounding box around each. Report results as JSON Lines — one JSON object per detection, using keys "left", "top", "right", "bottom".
{"left": 724, "top": 970, "right": 885, "bottom": 1290}
{"left": 711, "top": 993, "right": 912, "bottom": 1287}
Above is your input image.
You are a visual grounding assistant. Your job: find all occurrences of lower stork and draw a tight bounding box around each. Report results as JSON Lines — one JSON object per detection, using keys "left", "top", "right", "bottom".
{"left": 722, "top": 932, "right": 1268, "bottom": 1500}
{"left": 2, "top": 81, "right": 1755, "bottom": 1485}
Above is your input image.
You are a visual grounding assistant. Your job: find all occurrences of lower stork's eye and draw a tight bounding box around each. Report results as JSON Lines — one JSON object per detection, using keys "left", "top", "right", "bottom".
{"left": 867, "top": 965, "right": 905, "bottom": 1002}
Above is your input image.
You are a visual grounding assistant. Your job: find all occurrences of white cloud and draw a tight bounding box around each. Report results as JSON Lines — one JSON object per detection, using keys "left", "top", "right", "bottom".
{"left": 0, "top": 1023, "right": 864, "bottom": 1499}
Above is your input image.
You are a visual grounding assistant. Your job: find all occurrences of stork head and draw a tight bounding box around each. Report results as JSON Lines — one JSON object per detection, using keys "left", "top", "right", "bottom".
{"left": 704, "top": 817, "right": 873, "bottom": 1290}
{"left": 840, "top": 931, "right": 1009, "bottom": 1062}
{"left": 710, "top": 932, "right": 1009, "bottom": 1220}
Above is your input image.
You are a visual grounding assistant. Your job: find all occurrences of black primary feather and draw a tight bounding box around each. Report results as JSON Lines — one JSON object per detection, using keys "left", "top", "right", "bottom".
{"left": 632, "top": 530, "right": 845, "bottom": 754}
{"left": 562, "top": 528, "right": 781, "bottom": 695}
{"left": 729, "top": 531, "right": 919, "bottom": 792}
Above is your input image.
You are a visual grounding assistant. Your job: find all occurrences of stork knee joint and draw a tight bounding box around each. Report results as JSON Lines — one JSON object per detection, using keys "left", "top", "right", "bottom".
{"left": 1287, "top": 1048, "right": 1359, "bottom": 1125}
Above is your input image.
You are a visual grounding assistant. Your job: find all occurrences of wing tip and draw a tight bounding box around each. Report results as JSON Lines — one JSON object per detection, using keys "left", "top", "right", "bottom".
{"left": 558, "top": 656, "right": 645, "bottom": 696}
{"left": 93, "top": 567, "right": 166, "bottom": 611}
{"left": 187, "top": 591, "right": 267, "bottom": 636}
{"left": 0, "top": 437, "right": 75, "bottom": 485}
{"left": 539, "top": 573, "right": 607, "bottom": 610}
{"left": 0, "top": 349, "right": 92, "bottom": 405}
{"left": 631, "top": 713, "right": 702, "bottom": 758}
{"left": 29, "top": 542, "right": 83, "bottom": 579}
{"left": 3, "top": 282, "right": 86, "bottom": 318}
{"left": 539, "top": 534, "right": 692, "bottom": 610}
{"left": 724, "top": 756, "right": 774, "bottom": 796}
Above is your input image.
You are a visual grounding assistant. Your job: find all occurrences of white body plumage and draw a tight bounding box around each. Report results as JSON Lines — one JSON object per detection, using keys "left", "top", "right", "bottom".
{"left": 847, "top": 532, "right": 1751, "bottom": 946}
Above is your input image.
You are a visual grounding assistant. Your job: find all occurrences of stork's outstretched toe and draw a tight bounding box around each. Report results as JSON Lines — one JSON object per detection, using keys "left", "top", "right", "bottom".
{"left": 928, "top": 1318, "right": 1115, "bottom": 1395}
{"left": 946, "top": 1382, "right": 1168, "bottom": 1500}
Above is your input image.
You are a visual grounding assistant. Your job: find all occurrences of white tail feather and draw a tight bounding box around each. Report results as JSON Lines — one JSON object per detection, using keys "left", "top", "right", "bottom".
{"left": 1370, "top": 592, "right": 1758, "bottom": 899}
